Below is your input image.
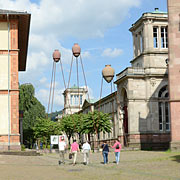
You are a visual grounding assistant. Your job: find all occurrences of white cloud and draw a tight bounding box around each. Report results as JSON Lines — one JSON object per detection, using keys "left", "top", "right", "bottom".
{"left": 0, "top": 0, "right": 141, "bottom": 38}
{"left": 0, "top": 0, "right": 142, "bottom": 111}
{"left": 35, "top": 88, "right": 64, "bottom": 112}
{"left": 102, "top": 48, "right": 123, "bottom": 58}
{"left": 27, "top": 51, "right": 49, "bottom": 71}
{"left": 81, "top": 51, "right": 91, "bottom": 59}
{"left": 39, "top": 77, "right": 47, "bottom": 84}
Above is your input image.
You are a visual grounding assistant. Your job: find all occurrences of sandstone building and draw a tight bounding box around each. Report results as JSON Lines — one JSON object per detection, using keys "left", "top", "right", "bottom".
{"left": 79, "top": 8, "right": 169, "bottom": 150}
{"left": 115, "top": 8, "right": 169, "bottom": 149}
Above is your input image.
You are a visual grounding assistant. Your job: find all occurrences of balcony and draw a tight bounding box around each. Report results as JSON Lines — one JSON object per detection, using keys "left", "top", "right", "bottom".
{"left": 116, "top": 67, "right": 167, "bottom": 81}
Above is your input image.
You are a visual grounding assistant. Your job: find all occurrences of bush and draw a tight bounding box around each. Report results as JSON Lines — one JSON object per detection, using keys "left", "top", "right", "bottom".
{"left": 21, "top": 144, "right": 26, "bottom": 151}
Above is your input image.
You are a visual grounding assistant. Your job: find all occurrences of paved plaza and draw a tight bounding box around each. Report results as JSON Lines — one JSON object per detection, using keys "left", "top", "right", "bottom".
{"left": 0, "top": 150, "right": 180, "bottom": 180}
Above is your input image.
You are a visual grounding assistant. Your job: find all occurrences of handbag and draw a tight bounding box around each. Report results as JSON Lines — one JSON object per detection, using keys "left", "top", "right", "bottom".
{"left": 69, "top": 153, "right": 72, "bottom": 159}
{"left": 116, "top": 144, "right": 120, "bottom": 149}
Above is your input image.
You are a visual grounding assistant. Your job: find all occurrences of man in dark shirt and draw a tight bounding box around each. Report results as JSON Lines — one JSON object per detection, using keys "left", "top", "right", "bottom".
{"left": 101, "top": 141, "right": 109, "bottom": 164}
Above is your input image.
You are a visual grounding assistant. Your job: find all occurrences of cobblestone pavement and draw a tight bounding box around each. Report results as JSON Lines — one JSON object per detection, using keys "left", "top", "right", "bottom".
{"left": 0, "top": 150, "right": 180, "bottom": 180}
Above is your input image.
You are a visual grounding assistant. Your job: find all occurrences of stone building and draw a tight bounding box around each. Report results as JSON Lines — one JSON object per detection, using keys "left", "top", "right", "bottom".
{"left": 81, "top": 92, "right": 118, "bottom": 142}
{"left": 63, "top": 85, "right": 87, "bottom": 115}
{"left": 115, "top": 8, "right": 169, "bottom": 149}
{"left": 79, "top": 8, "right": 169, "bottom": 150}
{"left": 0, "top": 10, "right": 30, "bottom": 150}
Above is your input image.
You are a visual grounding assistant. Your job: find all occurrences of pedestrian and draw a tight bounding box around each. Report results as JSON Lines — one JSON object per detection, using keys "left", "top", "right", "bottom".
{"left": 70, "top": 139, "right": 79, "bottom": 166}
{"left": 40, "top": 142, "right": 43, "bottom": 149}
{"left": 101, "top": 141, "right": 109, "bottom": 165}
{"left": 111, "top": 139, "right": 122, "bottom": 164}
{"left": 58, "top": 136, "right": 66, "bottom": 165}
{"left": 82, "top": 141, "right": 91, "bottom": 165}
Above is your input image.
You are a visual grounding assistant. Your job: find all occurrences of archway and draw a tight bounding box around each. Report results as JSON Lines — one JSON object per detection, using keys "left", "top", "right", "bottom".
{"left": 120, "top": 88, "right": 128, "bottom": 146}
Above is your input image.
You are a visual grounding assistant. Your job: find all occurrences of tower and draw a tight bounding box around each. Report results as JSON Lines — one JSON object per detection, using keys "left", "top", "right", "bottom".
{"left": 63, "top": 85, "right": 87, "bottom": 115}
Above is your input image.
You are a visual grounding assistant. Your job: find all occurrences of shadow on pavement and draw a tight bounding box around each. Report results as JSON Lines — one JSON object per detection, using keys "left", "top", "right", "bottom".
{"left": 171, "top": 155, "right": 180, "bottom": 163}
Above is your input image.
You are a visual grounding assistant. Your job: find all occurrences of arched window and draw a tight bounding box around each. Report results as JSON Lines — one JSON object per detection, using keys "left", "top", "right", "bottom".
{"left": 158, "top": 85, "right": 170, "bottom": 131}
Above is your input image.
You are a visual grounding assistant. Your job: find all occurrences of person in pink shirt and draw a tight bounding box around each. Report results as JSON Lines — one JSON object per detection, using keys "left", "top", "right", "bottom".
{"left": 70, "top": 139, "right": 79, "bottom": 165}
{"left": 111, "top": 139, "right": 122, "bottom": 164}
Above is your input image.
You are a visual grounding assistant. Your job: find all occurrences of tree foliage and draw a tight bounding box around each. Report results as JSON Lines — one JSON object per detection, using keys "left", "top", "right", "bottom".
{"left": 59, "top": 114, "right": 78, "bottom": 145}
{"left": 82, "top": 111, "right": 112, "bottom": 136}
{"left": 33, "top": 118, "right": 61, "bottom": 146}
{"left": 59, "top": 111, "right": 112, "bottom": 142}
{"left": 19, "top": 84, "right": 46, "bottom": 147}
{"left": 19, "top": 84, "right": 46, "bottom": 129}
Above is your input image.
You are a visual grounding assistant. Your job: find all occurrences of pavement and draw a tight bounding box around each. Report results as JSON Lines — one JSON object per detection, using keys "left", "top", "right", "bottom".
{"left": 0, "top": 150, "right": 180, "bottom": 180}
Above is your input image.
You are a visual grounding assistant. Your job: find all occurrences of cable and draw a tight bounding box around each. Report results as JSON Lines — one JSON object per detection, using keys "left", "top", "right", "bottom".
{"left": 47, "top": 61, "right": 55, "bottom": 115}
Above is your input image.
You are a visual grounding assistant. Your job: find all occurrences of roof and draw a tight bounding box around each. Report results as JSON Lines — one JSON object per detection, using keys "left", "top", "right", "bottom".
{"left": 70, "top": 84, "right": 79, "bottom": 89}
{"left": 129, "top": 8, "right": 167, "bottom": 32}
{"left": 0, "top": 9, "right": 28, "bottom": 14}
{"left": 0, "top": 9, "right": 31, "bottom": 71}
{"left": 86, "top": 99, "right": 97, "bottom": 103}
{"left": 151, "top": 8, "right": 167, "bottom": 14}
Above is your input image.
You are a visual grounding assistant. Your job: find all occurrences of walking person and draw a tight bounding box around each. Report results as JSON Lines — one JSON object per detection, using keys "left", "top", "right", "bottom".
{"left": 58, "top": 136, "right": 66, "bottom": 165}
{"left": 82, "top": 141, "right": 91, "bottom": 165}
{"left": 111, "top": 139, "right": 122, "bottom": 164}
{"left": 101, "top": 141, "right": 109, "bottom": 165}
{"left": 70, "top": 139, "right": 79, "bottom": 166}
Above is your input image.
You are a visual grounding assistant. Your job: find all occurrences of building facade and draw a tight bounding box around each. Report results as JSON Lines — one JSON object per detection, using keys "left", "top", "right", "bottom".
{"left": 80, "top": 9, "right": 170, "bottom": 150}
{"left": 115, "top": 8, "right": 169, "bottom": 149}
{"left": 63, "top": 85, "right": 87, "bottom": 115}
{"left": 81, "top": 92, "right": 118, "bottom": 143}
{"left": 0, "top": 10, "right": 30, "bottom": 150}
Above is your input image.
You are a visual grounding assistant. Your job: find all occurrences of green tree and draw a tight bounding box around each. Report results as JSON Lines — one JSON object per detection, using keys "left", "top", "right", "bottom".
{"left": 33, "top": 118, "right": 61, "bottom": 147}
{"left": 82, "top": 111, "right": 112, "bottom": 140}
{"left": 60, "top": 114, "right": 79, "bottom": 146}
{"left": 19, "top": 83, "right": 46, "bottom": 147}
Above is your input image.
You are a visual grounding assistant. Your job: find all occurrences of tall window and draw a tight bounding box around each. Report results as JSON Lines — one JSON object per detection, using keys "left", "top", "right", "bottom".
{"left": 70, "top": 94, "right": 82, "bottom": 106}
{"left": 74, "top": 95, "right": 79, "bottom": 105}
{"left": 161, "top": 27, "right": 168, "bottom": 48}
{"left": 139, "top": 31, "right": 143, "bottom": 53}
{"left": 80, "top": 95, "right": 83, "bottom": 105}
{"left": 153, "top": 27, "right": 158, "bottom": 48}
{"left": 70, "top": 95, "right": 73, "bottom": 105}
{"left": 158, "top": 85, "right": 170, "bottom": 131}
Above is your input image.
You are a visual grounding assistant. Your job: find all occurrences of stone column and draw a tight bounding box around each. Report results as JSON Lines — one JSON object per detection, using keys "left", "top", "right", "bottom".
{"left": 168, "top": 0, "right": 180, "bottom": 150}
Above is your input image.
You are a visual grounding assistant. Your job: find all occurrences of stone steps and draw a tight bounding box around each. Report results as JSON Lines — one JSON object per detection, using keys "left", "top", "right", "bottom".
{"left": 0, "top": 150, "right": 41, "bottom": 156}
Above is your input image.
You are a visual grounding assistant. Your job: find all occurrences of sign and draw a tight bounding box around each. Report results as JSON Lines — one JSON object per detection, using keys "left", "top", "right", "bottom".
{"left": 50, "top": 135, "right": 59, "bottom": 145}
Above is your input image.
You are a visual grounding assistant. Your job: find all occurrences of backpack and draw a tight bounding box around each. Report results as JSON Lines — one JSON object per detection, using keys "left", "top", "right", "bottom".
{"left": 115, "top": 144, "right": 119, "bottom": 149}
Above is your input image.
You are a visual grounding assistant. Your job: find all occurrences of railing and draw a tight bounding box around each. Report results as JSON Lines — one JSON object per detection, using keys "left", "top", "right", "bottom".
{"left": 117, "top": 67, "right": 145, "bottom": 79}
{"left": 116, "top": 67, "right": 167, "bottom": 80}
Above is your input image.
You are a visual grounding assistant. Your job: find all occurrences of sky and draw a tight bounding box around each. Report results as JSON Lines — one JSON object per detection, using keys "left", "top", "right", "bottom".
{"left": 0, "top": 0, "right": 168, "bottom": 112}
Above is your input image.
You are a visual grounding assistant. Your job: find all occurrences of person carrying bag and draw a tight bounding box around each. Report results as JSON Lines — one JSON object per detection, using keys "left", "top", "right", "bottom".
{"left": 111, "top": 139, "right": 122, "bottom": 164}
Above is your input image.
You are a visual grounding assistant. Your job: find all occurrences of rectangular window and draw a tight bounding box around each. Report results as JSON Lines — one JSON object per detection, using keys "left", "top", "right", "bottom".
{"left": 139, "top": 31, "right": 143, "bottom": 53}
{"left": 165, "top": 102, "right": 170, "bottom": 131}
{"left": 70, "top": 95, "right": 73, "bottom": 105}
{"left": 161, "top": 27, "right": 168, "bottom": 48}
{"left": 153, "top": 27, "right": 158, "bottom": 48}
{"left": 80, "top": 95, "right": 82, "bottom": 105}
{"left": 74, "top": 95, "right": 79, "bottom": 105}
{"left": 159, "top": 102, "right": 163, "bottom": 131}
